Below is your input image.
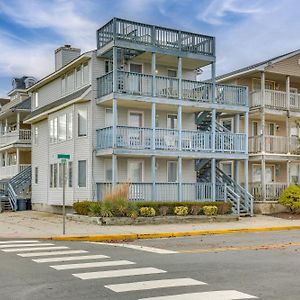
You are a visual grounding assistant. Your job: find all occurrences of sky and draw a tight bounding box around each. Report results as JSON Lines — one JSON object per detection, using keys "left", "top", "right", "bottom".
{"left": 0, "top": 0, "right": 299, "bottom": 97}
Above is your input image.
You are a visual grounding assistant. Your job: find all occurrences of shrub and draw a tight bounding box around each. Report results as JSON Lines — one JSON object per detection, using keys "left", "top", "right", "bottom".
{"left": 190, "top": 205, "right": 202, "bottom": 215}
{"left": 159, "top": 206, "right": 169, "bottom": 216}
{"left": 139, "top": 207, "right": 156, "bottom": 217}
{"left": 203, "top": 205, "right": 218, "bottom": 216}
{"left": 89, "top": 202, "right": 102, "bottom": 217}
{"left": 113, "top": 197, "right": 128, "bottom": 217}
{"left": 278, "top": 184, "right": 300, "bottom": 213}
{"left": 174, "top": 206, "right": 188, "bottom": 216}
{"left": 127, "top": 202, "right": 139, "bottom": 219}
{"left": 100, "top": 200, "right": 113, "bottom": 217}
{"left": 73, "top": 201, "right": 93, "bottom": 215}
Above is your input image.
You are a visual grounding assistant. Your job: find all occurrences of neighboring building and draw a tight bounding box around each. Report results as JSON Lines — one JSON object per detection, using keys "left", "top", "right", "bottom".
{"left": 217, "top": 50, "right": 300, "bottom": 212}
{"left": 0, "top": 76, "right": 35, "bottom": 211}
{"left": 25, "top": 18, "right": 252, "bottom": 215}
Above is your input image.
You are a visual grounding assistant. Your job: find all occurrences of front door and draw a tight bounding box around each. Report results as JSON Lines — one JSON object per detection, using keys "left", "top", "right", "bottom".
{"left": 128, "top": 160, "right": 144, "bottom": 200}
{"left": 129, "top": 63, "right": 143, "bottom": 94}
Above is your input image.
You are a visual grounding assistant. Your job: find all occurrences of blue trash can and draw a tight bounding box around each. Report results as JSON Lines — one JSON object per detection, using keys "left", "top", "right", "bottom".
{"left": 17, "top": 199, "right": 27, "bottom": 211}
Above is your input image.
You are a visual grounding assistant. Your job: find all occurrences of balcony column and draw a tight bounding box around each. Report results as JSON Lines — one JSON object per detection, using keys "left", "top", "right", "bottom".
{"left": 211, "top": 108, "right": 216, "bottom": 152}
{"left": 244, "top": 111, "right": 249, "bottom": 155}
{"left": 286, "top": 75, "right": 290, "bottom": 111}
{"left": 178, "top": 105, "right": 182, "bottom": 151}
{"left": 261, "top": 158, "right": 266, "bottom": 201}
{"left": 211, "top": 61, "right": 216, "bottom": 103}
{"left": 211, "top": 158, "right": 216, "bottom": 201}
{"left": 16, "top": 112, "right": 20, "bottom": 131}
{"left": 112, "top": 154, "right": 117, "bottom": 188}
{"left": 286, "top": 117, "right": 290, "bottom": 154}
{"left": 177, "top": 57, "right": 182, "bottom": 100}
{"left": 5, "top": 118, "right": 8, "bottom": 134}
{"left": 151, "top": 102, "right": 156, "bottom": 150}
{"left": 211, "top": 107, "right": 216, "bottom": 201}
{"left": 234, "top": 114, "right": 240, "bottom": 185}
{"left": 112, "top": 46, "right": 118, "bottom": 93}
{"left": 112, "top": 98, "right": 118, "bottom": 148}
{"left": 151, "top": 156, "right": 156, "bottom": 201}
{"left": 178, "top": 157, "right": 182, "bottom": 202}
{"left": 151, "top": 52, "right": 156, "bottom": 97}
{"left": 287, "top": 160, "right": 290, "bottom": 186}
{"left": 16, "top": 148, "right": 20, "bottom": 173}
{"left": 261, "top": 71, "right": 266, "bottom": 154}
{"left": 244, "top": 158, "right": 250, "bottom": 215}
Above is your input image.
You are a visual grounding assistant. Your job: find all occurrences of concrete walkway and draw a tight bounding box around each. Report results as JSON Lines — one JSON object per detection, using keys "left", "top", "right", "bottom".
{"left": 1, "top": 211, "right": 300, "bottom": 239}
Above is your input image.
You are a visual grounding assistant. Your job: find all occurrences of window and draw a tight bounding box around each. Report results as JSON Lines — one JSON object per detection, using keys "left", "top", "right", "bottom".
{"left": 1, "top": 153, "right": 5, "bottom": 167}
{"left": 167, "top": 161, "right": 178, "bottom": 183}
{"left": 66, "top": 71, "right": 74, "bottom": 92}
{"left": 50, "top": 163, "right": 58, "bottom": 188}
{"left": 167, "top": 114, "right": 177, "bottom": 129}
{"left": 49, "top": 119, "right": 54, "bottom": 143}
{"left": 68, "top": 161, "right": 73, "bottom": 187}
{"left": 83, "top": 62, "right": 89, "bottom": 85}
{"left": 252, "top": 78, "right": 275, "bottom": 91}
{"left": 61, "top": 76, "right": 66, "bottom": 94}
{"left": 35, "top": 167, "right": 38, "bottom": 184}
{"left": 67, "top": 112, "right": 73, "bottom": 140}
{"left": 105, "top": 60, "right": 113, "bottom": 74}
{"left": 221, "top": 118, "right": 233, "bottom": 132}
{"left": 75, "top": 66, "right": 82, "bottom": 88}
{"left": 8, "top": 153, "right": 16, "bottom": 165}
{"left": 78, "top": 109, "right": 87, "bottom": 136}
{"left": 58, "top": 162, "right": 64, "bottom": 187}
{"left": 33, "top": 126, "right": 38, "bottom": 145}
{"left": 58, "top": 114, "right": 67, "bottom": 142}
{"left": 53, "top": 118, "right": 58, "bottom": 143}
{"left": 78, "top": 160, "right": 87, "bottom": 187}
{"left": 167, "top": 69, "right": 177, "bottom": 78}
{"left": 50, "top": 164, "right": 53, "bottom": 188}
{"left": 130, "top": 63, "right": 142, "bottom": 73}
{"left": 104, "top": 159, "right": 112, "bottom": 181}
{"left": 252, "top": 121, "right": 259, "bottom": 136}
{"left": 268, "top": 123, "right": 275, "bottom": 136}
{"left": 105, "top": 108, "right": 113, "bottom": 127}
{"left": 32, "top": 92, "right": 39, "bottom": 108}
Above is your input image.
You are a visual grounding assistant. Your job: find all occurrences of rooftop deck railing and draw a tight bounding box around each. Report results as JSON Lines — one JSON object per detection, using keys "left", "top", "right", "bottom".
{"left": 96, "top": 126, "right": 246, "bottom": 153}
{"left": 97, "top": 70, "right": 248, "bottom": 106}
{"left": 97, "top": 18, "right": 214, "bottom": 56}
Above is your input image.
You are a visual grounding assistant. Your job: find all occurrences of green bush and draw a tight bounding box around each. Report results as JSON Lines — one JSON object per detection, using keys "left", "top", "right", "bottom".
{"left": 174, "top": 206, "right": 188, "bottom": 216}
{"left": 127, "top": 202, "right": 139, "bottom": 219}
{"left": 73, "top": 201, "right": 94, "bottom": 215}
{"left": 113, "top": 197, "right": 128, "bottom": 217}
{"left": 139, "top": 207, "right": 156, "bottom": 217}
{"left": 100, "top": 200, "right": 113, "bottom": 217}
{"left": 203, "top": 205, "right": 218, "bottom": 216}
{"left": 89, "top": 202, "right": 102, "bottom": 217}
{"left": 278, "top": 184, "right": 300, "bottom": 213}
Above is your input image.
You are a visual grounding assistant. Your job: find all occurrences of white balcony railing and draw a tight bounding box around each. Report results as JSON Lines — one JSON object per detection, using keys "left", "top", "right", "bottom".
{"left": 0, "top": 164, "right": 30, "bottom": 179}
{"left": 0, "top": 129, "right": 32, "bottom": 147}
{"left": 249, "top": 182, "right": 288, "bottom": 201}
{"left": 96, "top": 126, "right": 247, "bottom": 154}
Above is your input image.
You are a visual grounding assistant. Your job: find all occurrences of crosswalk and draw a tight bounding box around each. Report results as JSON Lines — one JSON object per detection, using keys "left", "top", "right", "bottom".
{"left": 0, "top": 239, "right": 258, "bottom": 299}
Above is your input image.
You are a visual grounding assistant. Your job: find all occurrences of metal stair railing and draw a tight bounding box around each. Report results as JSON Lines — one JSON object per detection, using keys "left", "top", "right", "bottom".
{"left": 224, "top": 183, "right": 240, "bottom": 215}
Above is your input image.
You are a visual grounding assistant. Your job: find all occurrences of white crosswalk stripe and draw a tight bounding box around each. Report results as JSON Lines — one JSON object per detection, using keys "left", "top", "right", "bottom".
{"left": 51, "top": 260, "right": 135, "bottom": 270}
{"left": 18, "top": 250, "right": 88, "bottom": 257}
{"left": 0, "top": 243, "right": 54, "bottom": 249}
{"left": 105, "top": 278, "right": 206, "bottom": 292}
{"left": 2, "top": 246, "right": 69, "bottom": 253}
{"left": 33, "top": 254, "right": 109, "bottom": 263}
{"left": 90, "top": 242, "right": 177, "bottom": 254}
{"left": 138, "top": 290, "right": 258, "bottom": 300}
{"left": 0, "top": 240, "right": 40, "bottom": 244}
{"left": 73, "top": 267, "right": 167, "bottom": 280}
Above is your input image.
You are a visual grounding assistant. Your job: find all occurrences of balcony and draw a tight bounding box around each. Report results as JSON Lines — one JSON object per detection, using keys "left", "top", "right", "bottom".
{"left": 97, "top": 18, "right": 214, "bottom": 57}
{"left": 249, "top": 182, "right": 287, "bottom": 201}
{"left": 96, "top": 182, "right": 227, "bottom": 202}
{"left": 97, "top": 71, "right": 248, "bottom": 106}
{"left": 0, "top": 164, "right": 30, "bottom": 179}
{"left": 96, "top": 126, "right": 246, "bottom": 154}
{"left": 0, "top": 130, "right": 31, "bottom": 148}
{"left": 249, "top": 135, "right": 300, "bottom": 154}
{"left": 250, "top": 89, "right": 300, "bottom": 110}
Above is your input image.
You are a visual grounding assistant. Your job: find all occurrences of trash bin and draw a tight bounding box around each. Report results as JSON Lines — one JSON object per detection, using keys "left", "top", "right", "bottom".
{"left": 26, "top": 199, "right": 32, "bottom": 210}
{"left": 17, "top": 199, "right": 27, "bottom": 211}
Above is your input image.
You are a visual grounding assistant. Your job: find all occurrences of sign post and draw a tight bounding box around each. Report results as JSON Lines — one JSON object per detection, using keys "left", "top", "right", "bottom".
{"left": 57, "top": 154, "right": 70, "bottom": 235}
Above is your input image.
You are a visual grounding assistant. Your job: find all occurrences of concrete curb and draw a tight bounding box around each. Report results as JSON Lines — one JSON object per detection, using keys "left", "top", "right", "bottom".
{"left": 40, "top": 225, "right": 300, "bottom": 242}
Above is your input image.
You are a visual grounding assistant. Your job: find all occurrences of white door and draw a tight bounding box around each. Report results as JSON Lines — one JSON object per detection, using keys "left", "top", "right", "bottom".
{"left": 290, "top": 164, "right": 299, "bottom": 184}
{"left": 128, "top": 160, "right": 144, "bottom": 200}
{"left": 265, "top": 166, "right": 274, "bottom": 183}
{"left": 128, "top": 112, "right": 144, "bottom": 147}
{"left": 290, "top": 88, "right": 298, "bottom": 106}
{"left": 129, "top": 63, "right": 143, "bottom": 94}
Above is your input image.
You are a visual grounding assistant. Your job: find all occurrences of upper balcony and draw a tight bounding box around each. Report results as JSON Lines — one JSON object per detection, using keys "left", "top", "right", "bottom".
{"left": 0, "top": 129, "right": 31, "bottom": 149}
{"left": 97, "top": 71, "right": 248, "bottom": 109}
{"left": 97, "top": 18, "right": 215, "bottom": 62}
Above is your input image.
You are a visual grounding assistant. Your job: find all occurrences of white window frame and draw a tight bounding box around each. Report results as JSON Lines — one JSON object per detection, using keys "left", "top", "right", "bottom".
{"left": 77, "top": 108, "right": 88, "bottom": 137}
{"left": 167, "top": 69, "right": 177, "bottom": 78}
{"left": 167, "top": 161, "right": 178, "bottom": 183}
{"left": 32, "top": 92, "right": 39, "bottom": 108}
{"left": 127, "top": 159, "right": 144, "bottom": 182}
{"left": 78, "top": 160, "right": 87, "bottom": 188}
{"left": 167, "top": 114, "right": 178, "bottom": 129}
{"left": 129, "top": 62, "right": 144, "bottom": 73}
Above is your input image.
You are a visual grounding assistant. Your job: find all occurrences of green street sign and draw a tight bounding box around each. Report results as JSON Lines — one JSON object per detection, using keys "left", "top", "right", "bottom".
{"left": 58, "top": 154, "right": 70, "bottom": 160}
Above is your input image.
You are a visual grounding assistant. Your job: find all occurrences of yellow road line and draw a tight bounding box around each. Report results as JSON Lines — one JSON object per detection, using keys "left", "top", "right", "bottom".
{"left": 178, "top": 242, "right": 300, "bottom": 253}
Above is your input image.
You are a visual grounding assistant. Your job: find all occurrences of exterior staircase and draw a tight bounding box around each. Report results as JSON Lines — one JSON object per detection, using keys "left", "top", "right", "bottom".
{"left": 0, "top": 166, "right": 31, "bottom": 212}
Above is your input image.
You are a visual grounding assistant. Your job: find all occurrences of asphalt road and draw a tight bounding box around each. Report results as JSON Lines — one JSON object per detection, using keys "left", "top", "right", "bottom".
{"left": 1, "top": 230, "right": 300, "bottom": 300}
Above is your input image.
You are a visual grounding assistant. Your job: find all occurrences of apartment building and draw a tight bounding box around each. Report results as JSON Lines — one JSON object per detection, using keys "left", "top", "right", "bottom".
{"left": 0, "top": 77, "right": 35, "bottom": 211}
{"left": 217, "top": 50, "right": 300, "bottom": 212}
{"left": 24, "top": 18, "right": 252, "bottom": 215}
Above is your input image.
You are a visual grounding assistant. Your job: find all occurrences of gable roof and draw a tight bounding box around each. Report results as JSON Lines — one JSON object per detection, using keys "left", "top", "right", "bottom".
{"left": 11, "top": 97, "right": 31, "bottom": 111}
{"left": 216, "top": 49, "right": 300, "bottom": 81}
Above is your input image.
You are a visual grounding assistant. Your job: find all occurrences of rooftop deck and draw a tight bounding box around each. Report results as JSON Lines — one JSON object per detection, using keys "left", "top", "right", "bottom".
{"left": 97, "top": 18, "right": 215, "bottom": 59}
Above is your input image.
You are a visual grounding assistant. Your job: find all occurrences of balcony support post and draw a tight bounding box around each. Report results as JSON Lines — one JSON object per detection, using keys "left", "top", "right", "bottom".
{"left": 16, "top": 148, "right": 20, "bottom": 173}
{"left": 112, "top": 154, "right": 117, "bottom": 188}
{"left": 112, "top": 46, "right": 117, "bottom": 93}
{"left": 178, "top": 157, "right": 182, "bottom": 202}
{"left": 178, "top": 105, "right": 182, "bottom": 151}
{"left": 234, "top": 113, "right": 240, "bottom": 185}
{"left": 260, "top": 71, "right": 266, "bottom": 154}
{"left": 5, "top": 118, "right": 8, "bottom": 134}
{"left": 245, "top": 111, "right": 249, "bottom": 155}
{"left": 151, "top": 102, "right": 156, "bottom": 150}
{"left": 244, "top": 158, "right": 250, "bottom": 214}
{"left": 211, "top": 61, "right": 216, "bottom": 103}
{"left": 286, "top": 75, "right": 290, "bottom": 111}
{"left": 151, "top": 52, "right": 156, "bottom": 97}
{"left": 178, "top": 57, "right": 182, "bottom": 99}
{"left": 261, "top": 158, "right": 266, "bottom": 201}
{"left": 211, "top": 158, "right": 216, "bottom": 201}
{"left": 151, "top": 156, "right": 156, "bottom": 201}
{"left": 112, "top": 98, "right": 118, "bottom": 148}
{"left": 16, "top": 112, "right": 20, "bottom": 131}
{"left": 5, "top": 150, "right": 8, "bottom": 168}
{"left": 286, "top": 116, "right": 290, "bottom": 154}
{"left": 211, "top": 108, "right": 216, "bottom": 152}
{"left": 287, "top": 160, "right": 290, "bottom": 186}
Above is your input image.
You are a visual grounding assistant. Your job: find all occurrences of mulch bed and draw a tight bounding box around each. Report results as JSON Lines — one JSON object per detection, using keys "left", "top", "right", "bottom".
{"left": 271, "top": 212, "right": 300, "bottom": 220}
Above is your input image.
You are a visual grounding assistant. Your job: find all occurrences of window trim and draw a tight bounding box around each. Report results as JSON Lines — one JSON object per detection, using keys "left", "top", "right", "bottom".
{"left": 78, "top": 160, "right": 87, "bottom": 188}
{"left": 77, "top": 108, "right": 88, "bottom": 137}
{"left": 167, "top": 160, "right": 178, "bottom": 183}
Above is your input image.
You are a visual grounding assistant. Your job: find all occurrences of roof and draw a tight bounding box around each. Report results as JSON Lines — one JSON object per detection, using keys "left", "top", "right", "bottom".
{"left": 24, "top": 85, "right": 90, "bottom": 122}
{"left": 216, "top": 49, "right": 300, "bottom": 81}
{"left": 11, "top": 97, "right": 31, "bottom": 111}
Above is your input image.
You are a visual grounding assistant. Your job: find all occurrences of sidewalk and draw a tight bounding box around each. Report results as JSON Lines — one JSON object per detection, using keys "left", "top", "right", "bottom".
{"left": 1, "top": 211, "right": 300, "bottom": 240}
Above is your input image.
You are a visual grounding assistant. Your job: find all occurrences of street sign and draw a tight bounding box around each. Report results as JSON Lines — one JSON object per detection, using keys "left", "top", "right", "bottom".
{"left": 57, "top": 154, "right": 70, "bottom": 235}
